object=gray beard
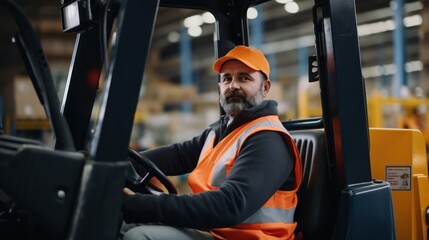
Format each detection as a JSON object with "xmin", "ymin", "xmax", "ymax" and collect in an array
[{"xmin": 220, "ymin": 90, "xmax": 264, "ymax": 118}]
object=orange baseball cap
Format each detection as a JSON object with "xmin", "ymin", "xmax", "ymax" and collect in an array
[{"xmin": 213, "ymin": 45, "xmax": 270, "ymax": 79}]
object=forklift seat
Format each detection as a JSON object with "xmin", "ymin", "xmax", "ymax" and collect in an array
[{"xmin": 289, "ymin": 129, "xmax": 336, "ymax": 240}]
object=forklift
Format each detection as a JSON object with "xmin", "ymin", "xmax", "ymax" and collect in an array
[{"xmin": 0, "ymin": 0, "xmax": 427, "ymax": 239}]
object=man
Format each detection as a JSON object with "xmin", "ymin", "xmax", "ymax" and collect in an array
[{"xmin": 122, "ymin": 45, "xmax": 302, "ymax": 240}]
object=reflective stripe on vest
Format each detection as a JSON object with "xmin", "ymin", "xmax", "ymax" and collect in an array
[
  {"xmin": 242, "ymin": 207, "xmax": 295, "ymax": 224},
  {"xmin": 198, "ymin": 130, "xmax": 216, "ymax": 163}
]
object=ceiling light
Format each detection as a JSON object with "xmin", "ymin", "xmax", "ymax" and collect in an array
[
  {"xmin": 167, "ymin": 31, "xmax": 180, "ymax": 43},
  {"xmin": 285, "ymin": 1, "xmax": 299, "ymax": 14},
  {"xmin": 276, "ymin": 0, "xmax": 293, "ymax": 3},
  {"xmin": 187, "ymin": 26, "xmax": 202, "ymax": 37},
  {"xmin": 247, "ymin": 7, "xmax": 258, "ymax": 19},
  {"xmin": 183, "ymin": 15, "xmax": 203, "ymax": 28},
  {"xmin": 202, "ymin": 12, "xmax": 215, "ymax": 24}
]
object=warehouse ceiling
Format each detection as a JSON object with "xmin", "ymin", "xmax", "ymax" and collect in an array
[{"xmin": 0, "ymin": 0, "xmax": 423, "ymax": 91}]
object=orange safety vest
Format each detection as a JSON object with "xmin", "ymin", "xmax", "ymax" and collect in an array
[{"xmin": 188, "ymin": 115, "xmax": 302, "ymax": 240}]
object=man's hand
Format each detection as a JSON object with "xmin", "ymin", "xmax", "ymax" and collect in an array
[
  {"xmin": 123, "ymin": 187, "xmax": 136, "ymax": 196},
  {"xmin": 121, "ymin": 187, "xmax": 158, "ymax": 224}
]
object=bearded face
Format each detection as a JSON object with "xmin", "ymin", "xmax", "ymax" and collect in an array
[
  {"xmin": 218, "ymin": 60, "xmax": 270, "ymax": 118},
  {"xmin": 219, "ymin": 84, "xmax": 265, "ymax": 117}
]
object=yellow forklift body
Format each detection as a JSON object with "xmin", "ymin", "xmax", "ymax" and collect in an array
[{"xmin": 370, "ymin": 128, "xmax": 429, "ymax": 240}]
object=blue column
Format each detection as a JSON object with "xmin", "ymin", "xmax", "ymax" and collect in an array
[
  {"xmin": 299, "ymin": 47, "xmax": 308, "ymax": 78},
  {"xmin": 393, "ymin": 0, "xmax": 407, "ymax": 97},
  {"xmin": 250, "ymin": 6, "xmax": 277, "ymax": 81},
  {"xmin": 268, "ymin": 54, "xmax": 276, "ymax": 82},
  {"xmin": 180, "ymin": 27, "xmax": 192, "ymax": 112},
  {"xmin": 251, "ymin": 6, "xmax": 263, "ymax": 49}
]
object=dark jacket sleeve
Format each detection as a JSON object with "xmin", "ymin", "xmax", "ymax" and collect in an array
[
  {"xmin": 122, "ymin": 130, "xmax": 296, "ymax": 229},
  {"xmin": 130, "ymin": 129, "xmax": 210, "ymax": 176}
]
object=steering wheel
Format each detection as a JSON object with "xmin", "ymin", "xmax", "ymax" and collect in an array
[{"xmin": 126, "ymin": 147, "xmax": 178, "ymax": 194}]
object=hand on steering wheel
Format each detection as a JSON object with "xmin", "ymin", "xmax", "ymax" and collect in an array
[{"xmin": 126, "ymin": 147, "xmax": 178, "ymax": 194}]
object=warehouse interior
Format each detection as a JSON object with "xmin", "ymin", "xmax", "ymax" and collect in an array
[
  {"xmin": 0, "ymin": 2, "xmax": 428, "ymax": 239},
  {"xmin": 0, "ymin": 0, "xmax": 428, "ymax": 154}
]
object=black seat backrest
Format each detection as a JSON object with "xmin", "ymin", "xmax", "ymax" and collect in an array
[{"xmin": 289, "ymin": 129, "xmax": 336, "ymax": 240}]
